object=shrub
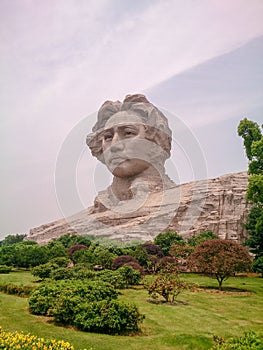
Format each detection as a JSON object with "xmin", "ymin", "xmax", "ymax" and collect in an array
[
  {"xmin": 50, "ymin": 267, "xmax": 74, "ymax": 280},
  {"xmin": 123, "ymin": 261, "xmax": 144, "ymax": 274},
  {"xmin": 68, "ymin": 244, "xmax": 89, "ymax": 259},
  {"xmin": 112, "ymin": 255, "xmax": 138, "ymax": 269},
  {"xmin": 74, "ymin": 299, "xmax": 144, "ymax": 334},
  {"xmin": 212, "ymin": 330, "xmax": 263, "ymax": 349},
  {"xmin": 49, "ymin": 256, "xmax": 70, "ymax": 267},
  {"xmin": 31, "ymin": 262, "xmax": 58, "ymax": 280},
  {"xmin": 28, "ymin": 279, "xmax": 144, "ymax": 335},
  {"xmin": 28, "ymin": 280, "xmax": 118, "ymax": 316},
  {"xmin": 95, "ymin": 269, "xmax": 125, "ymax": 289},
  {"xmin": 118, "ymin": 266, "xmax": 141, "ymax": 287},
  {"xmin": 0, "ymin": 264, "xmax": 12, "ymax": 274}
]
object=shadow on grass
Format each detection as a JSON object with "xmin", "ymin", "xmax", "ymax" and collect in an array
[
  {"xmin": 198, "ymin": 286, "xmax": 254, "ymax": 295},
  {"xmin": 147, "ymin": 299, "xmax": 190, "ymax": 306}
]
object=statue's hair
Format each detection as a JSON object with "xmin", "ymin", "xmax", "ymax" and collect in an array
[{"xmin": 86, "ymin": 94, "xmax": 172, "ymax": 165}]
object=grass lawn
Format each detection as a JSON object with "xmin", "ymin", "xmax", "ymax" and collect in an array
[{"xmin": 0, "ymin": 271, "xmax": 262, "ymax": 350}]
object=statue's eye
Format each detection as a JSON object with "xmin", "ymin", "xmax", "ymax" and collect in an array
[
  {"xmin": 104, "ymin": 133, "xmax": 113, "ymax": 142},
  {"xmin": 124, "ymin": 128, "xmax": 137, "ymax": 137}
]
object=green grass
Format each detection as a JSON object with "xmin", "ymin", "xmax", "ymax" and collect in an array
[{"xmin": 0, "ymin": 272, "xmax": 262, "ymax": 350}]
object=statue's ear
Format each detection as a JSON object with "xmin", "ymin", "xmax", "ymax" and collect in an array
[{"xmin": 123, "ymin": 94, "xmax": 150, "ymax": 104}]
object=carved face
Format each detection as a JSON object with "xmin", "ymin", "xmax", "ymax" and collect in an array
[{"xmin": 102, "ymin": 111, "xmax": 152, "ymax": 178}]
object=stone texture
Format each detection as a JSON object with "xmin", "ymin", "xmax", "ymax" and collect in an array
[{"xmin": 27, "ymin": 171, "xmax": 249, "ymax": 245}]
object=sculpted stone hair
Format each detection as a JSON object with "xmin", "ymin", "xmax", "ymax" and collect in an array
[{"xmin": 86, "ymin": 94, "xmax": 172, "ymax": 164}]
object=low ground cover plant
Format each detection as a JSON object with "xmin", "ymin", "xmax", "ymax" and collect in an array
[{"xmin": 0, "ymin": 326, "xmax": 93, "ymax": 350}]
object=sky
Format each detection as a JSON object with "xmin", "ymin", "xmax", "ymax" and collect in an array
[{"xmin": 1, "ymin": 0, "xmax": 263, "ymax": 238}]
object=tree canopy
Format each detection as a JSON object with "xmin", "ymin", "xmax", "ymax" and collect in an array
[
  {"xmin": 187, "ymin": 239, "xmax": 252, "ymax": 290},
  {"xmin": 238, "ymin": 118, "xmax": 263, "ymax": 260}
]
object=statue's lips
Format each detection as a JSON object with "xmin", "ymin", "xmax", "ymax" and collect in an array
[{"xmin": 109, "ymin": 157, "xmax": 127, "ymax": 165}]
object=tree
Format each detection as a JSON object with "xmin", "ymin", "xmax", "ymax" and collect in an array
[
  {"xmin": 187, "ymin": 239, "xmax": 252, "ymax": 290},
  {"xmin": 146, "ymin": 271, "xmax": 195, "ymax": 303},
  {"xmin": 154, "ymin": 231, "xmax": 184, "ymax": 256},
  {"xmin": 187, "ymin": 231, "xmax": 219, "ymax": 247},
  {"xmin": 238, "ymin": 118, "xmax": 261, "ymax": 165},
  {"xmin": 0, "ymin": 234, "xmax": 27, "ymax": 246},
  {"xmin": 92, "ymin": 246, "xmax": 117, "ymax": 269},
  {"xmin": 238, "ymin": 118, "xmax": 263, "ymax": 259},
  {"xmin": 169, "ymin": 244, "xmax": 194, "ymax": 271},
  {"xmin": 253, "ymin": 256, "xmax": 263, "ymax": 277},
  {"xmin": 245, "ymin": 205, "xmax": 263, "ymax": 257}
]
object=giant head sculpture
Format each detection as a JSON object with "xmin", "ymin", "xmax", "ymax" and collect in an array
[{"xmin": 86, "ymin": 94, "xmax": 174, "ymax": 209}]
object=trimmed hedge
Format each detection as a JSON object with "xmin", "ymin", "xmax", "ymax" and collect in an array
[
  {"xmin": 0, "ymin": 283, "xmax": 35, "ymax": 297},
  {"xmin": 0, "ymin": 265, "xmax": 12, "ymax": 274}
]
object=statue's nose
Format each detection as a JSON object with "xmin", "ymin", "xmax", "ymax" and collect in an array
[{"xmin": 110, "ymin": 133, "xmax": 125, "ymax": 151}]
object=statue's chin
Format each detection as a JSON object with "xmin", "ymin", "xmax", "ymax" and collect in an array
[{"xmin": 110, "ymin": 159, "xmax": 150, "ymax": 178}]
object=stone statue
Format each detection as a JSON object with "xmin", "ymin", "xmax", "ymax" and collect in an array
[
  {"xmin": 86, "ymin": 94, "xmax": 175, "ymax": 214},
  {"xmin": 27, "ymin": 94, "xmax": 249, "ymax": 244}
]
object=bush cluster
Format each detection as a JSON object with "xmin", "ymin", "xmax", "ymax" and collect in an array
[
  {"xmin": 0, "ymin": 326, "xmax": 92, "ymax": 350},
  {"xmin": 31, "ymin": 263, "xmax": 141, "ymax": 289},
  {"xmin": 29, "ymin": 279, "xmax": 144, "ymax": 334}
]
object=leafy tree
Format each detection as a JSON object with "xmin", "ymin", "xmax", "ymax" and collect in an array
[
  {"xmin": 0, "ymin": 234, "xmax": 27, "ymax": 246},
  {"xmin": 187, "ymin": 231, "xmax": 219, "ymax": 247},
  {"xmin": 132, "ymin": 245, "xmax": 150, "ymax": 267},
  {"xmin": 169, "ymin": 244, "xmax": 194, "ymax": 271},
  {"xmin": 141, "ymin": 243, "xmax": 164, "ymax": 257},
  {"xmin": 92, "ymin": 246, "xmax": 117, "ymax": 269},
  {"xmin": 253, "ymin": 256, "xmax": 263, "ymax": 277},
  {"xmin": 245, "ymin": 204, "xmax": 263, "ymax": 257},
  {"xmin": 154, "ymin": 231, "xmax": 185, "ymax": 256},
  {"xmin": 14, "ymin": 242, "xmax": 48, "ymax": 268},
  {"xmin": 55, "ymin": 233, "xmax": 93, "ymax": 248},
  {"xmin": 238, "ymin": 118, "xmax": 263, "ymax": 259},
  {"xmin": 187, "ymin": 239, "xmax": 252, "ymax": 290},
  {"xmin": 155, "ymin": 256, "xmax": 178, "ymax": 273},
  {"xmin": 45, "ymin": 241, "xmax": 68, "ymax": 260},
  {"xmin": 146, "ymin": 272, "xmax": 195, "ymax": 303},
  {"xmin": 0, "ymin": 245, "xmax": 17, "ymax": 266}
]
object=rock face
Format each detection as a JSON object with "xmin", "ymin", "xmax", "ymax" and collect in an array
[{"xmin": 27, "ymin": 171, "xmax": 249, "ymax": 245}]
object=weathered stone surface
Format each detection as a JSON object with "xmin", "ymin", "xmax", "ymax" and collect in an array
[{"xmin": 27, "ymin": 171, "xmax": 249, "ymax": 245}]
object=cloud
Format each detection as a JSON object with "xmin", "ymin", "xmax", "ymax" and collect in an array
[{"xmin": 1, "ymin": 0, "xmax": 263, "ymax": 235}]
